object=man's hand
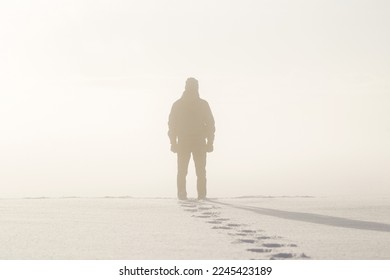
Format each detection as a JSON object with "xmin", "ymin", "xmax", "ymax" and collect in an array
[
  {"xmin": 170, "ymin": 143, "xmax": 178, "ymax": 153},
  {"xmin": 206, "ymin": 143, "xmax": 214, "ymax": 153}
]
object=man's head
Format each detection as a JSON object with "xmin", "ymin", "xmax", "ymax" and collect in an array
[{"xmin": 185, "ymin": 77, "xmax": 199, "ymax": 92}]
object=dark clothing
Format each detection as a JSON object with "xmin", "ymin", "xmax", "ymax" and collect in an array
[
  {"xmin": 177, "ymin": 147, "xmax": 207, "ymax": 200},
  {"xmin": 168, "ymin": 94, "xmax": 215, "ymax": 146},
  {"xmin": 168, "ymin": 91, "xmax": 215, "ymax": 199}
]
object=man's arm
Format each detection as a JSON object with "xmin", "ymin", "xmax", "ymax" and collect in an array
[
  {"xmin": 168, "ymin": 104, "xmax": 178, "ymax": 152},
  {"xmin": 205, "ymin": 102, "xmax": 215, "ymax": 150}
]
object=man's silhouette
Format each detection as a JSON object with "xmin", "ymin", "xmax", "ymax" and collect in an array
[{"xmin": 168, "ymin": 77, "xmax": 215, "ymax": 200}]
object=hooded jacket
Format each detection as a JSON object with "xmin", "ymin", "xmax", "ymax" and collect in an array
[{"xmin": 168, "ymin": 89, "xmax": 215, "ymax": 146}]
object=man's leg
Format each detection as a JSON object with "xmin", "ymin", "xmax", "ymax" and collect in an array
[
  {"xmin": 177, "ymin": 151, "xmax": 191, "ymax": 200},
  {"xmin": 193, "ymin": 150, "xmax": 207, "ymax": 199}
]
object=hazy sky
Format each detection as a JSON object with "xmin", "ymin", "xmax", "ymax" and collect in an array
[{"xmin": 1, "ymin": 0, "xmax": 389, "ymax": 198}]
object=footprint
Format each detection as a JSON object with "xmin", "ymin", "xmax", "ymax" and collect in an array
[
  {"xmin": 207, "ymin": 220, "xmax": 222, "ymax": 224},
  {"xmin": 231, "ymin": 233, "xmax": 248, "ymax": 236},
  {"xmin": 247, "ymin": 248, "xmax": 272, "ymax": 253},
  {"xmin": 202, "ymin": 212, "xmax": 220, "ymax": 216},
  {"xmin": 270, "ymin": 253, "xmax": 294, "ymax": 259},
  {"xmin": 257, "ymin": 235, "xmax": 281, "ymax": 239},
  {"xmin": 183, "ymin": 209, "xmax": 197, "ymax": 212},
  {"xmin": 212, "ymin": 226, "xmax": 232, "ymax": 230},
  {"xmin": 192, "ymin": 215, "xmax": 211, "ymax": 218},
  {"xmin": 240, "ymin": 230, "xmax": 256, "ymax": 234},
  {"xmin": 226, "ymin": 223, "xmax": 242, "ymax": 227},
  {"xmin": 237, "ymin": 239, "xmax": 256, "ymax": 244},
  {"xmin": 263, "ymin": 243, "xmax": 284, "ymax": 248},
  {"xmin": 256, "ymin": 236, "xmax": 271, "ymax": 240}
]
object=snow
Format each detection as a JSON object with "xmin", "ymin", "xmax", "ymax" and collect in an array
[{"xmin": 0, "ymin": 196, "xmax": 389, "ymax": 259}]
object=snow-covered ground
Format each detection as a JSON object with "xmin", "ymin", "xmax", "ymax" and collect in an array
[{"xmin": 0, "ymin": 196, "xmax": 389, "ymax": 259}]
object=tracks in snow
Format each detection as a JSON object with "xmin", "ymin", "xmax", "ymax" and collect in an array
[{"xmin": 179, "ymin": 199, "xmax": 310, "ymax": 260}]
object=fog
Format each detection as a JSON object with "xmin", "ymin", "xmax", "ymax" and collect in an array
[{"xmin": 1, "ymin": 0, "xmax": 389, "ymax": 198}]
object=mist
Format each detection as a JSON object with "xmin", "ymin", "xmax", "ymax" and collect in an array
[{"xmin": 1, "ymin": 0, "xmax": 389, "ymax": 198}]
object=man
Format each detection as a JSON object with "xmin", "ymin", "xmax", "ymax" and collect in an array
[{"xmin": 168, "ymin": 77, "xmax": 215, "ymax": 200}]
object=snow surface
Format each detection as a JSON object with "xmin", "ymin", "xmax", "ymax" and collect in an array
[{"xmin": 0, "ymin": 196, "xmax": 389, "ymax": 259}]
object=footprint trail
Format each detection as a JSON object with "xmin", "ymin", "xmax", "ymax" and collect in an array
[{"xmin": 178, "ymin": 198, "xmax": 310, "ymax": 259}]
